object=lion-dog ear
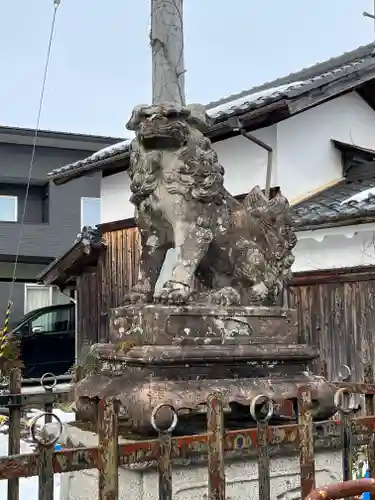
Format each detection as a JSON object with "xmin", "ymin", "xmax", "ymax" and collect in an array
[
  {"xmin": 186, "ymin": 103, "xmax": 212, "ymax": 132},
  {"xmin": 126, "ymin": 104, "xmax": 149, "ymax": 132}
]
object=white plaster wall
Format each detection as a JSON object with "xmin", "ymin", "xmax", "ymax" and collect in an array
[
  {"xmin": 100, "ymin": 171, "xmax": 133, "ymax": 224},
  {"xmin": 277, "ymin": 92, "xmax": 375, "ymax": 202},
  {"xmin": 293, "ymin": 223, "xmax": 375, "ymax": 273},
  {"xmin": 212, "ymin": 125, "xmax": 277, "ymax": 196}
]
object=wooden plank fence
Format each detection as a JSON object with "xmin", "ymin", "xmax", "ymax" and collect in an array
[{"xmin": 2, "ymin": 370, "xmax": 375, "ymax": 499}]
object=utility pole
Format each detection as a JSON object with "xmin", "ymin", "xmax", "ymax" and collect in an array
[
  {"xmin": 363, "ymin": 0, "xmax": 375, "ymax": 36},
  {"xmin": 150, "ymin": 0, "xmax": 186, "ymax": 106}
]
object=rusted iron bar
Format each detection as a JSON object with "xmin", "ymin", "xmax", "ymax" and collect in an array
[
  {"xmin": 362, "ymin": 363, "xmax": 375, "ymax": 500},
  {"xmin": 0, "ymin": 420, "xmax": 347, "ymax": 480},
  {"xmin": 364, "ymin": 363, "xmax": 375, "ymax": 500},
  {"xmin": 30, "ymin": 410, "xmax": 62, "ymax": 500},
  {"xmin": 38, "ymin": 407, "xmax": 54, "ymax": 500},
  {"xmin": 151, "ymin": 404, "xmax": 178, "ymax": 500},
  {"xmin": 97, "ymin": 398, "xmax": 119, "ymax": 500},
  {"xmin": 0, "ymin": 386, "xmax": 70, "ymax": 409},
  {"xmin": 207, "ymin": 394, "xmax": 225, "ymax": 500},
  {"xmin": 364, "ymin": 362, "xmax": 375, "ymax": 500},
  {"xmin": 335, "ymin": 389, "xmax": 354, "ymax": 482},
  {"xmin": 157, "ymin": 433, "xmax": 173, "ymax": 500},
  {"xmin": 305, "ymin": 479, "xmax": 375, "ymax": 500},
  {"xmin": 38, "ymin": 444, "xmax": 55, "ymax": 500},
  {"xmin": 7, "ymin": 368, "xmax": 21, "ymax": 500},
  {"xmin": 298, "ymin": 388, "xmax": 315, "ymax": 498},
  {"xmin": 250, "ymin": 395, "xmax": 273, "ymax": 500},
  {"xmin": 4, "ymin": 412, "xmax": 375, "ymax": 482}
]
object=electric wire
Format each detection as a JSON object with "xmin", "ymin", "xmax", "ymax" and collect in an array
[{"xmin": 0, "ymin": 0, "xmax": 61, "ymax": 353}]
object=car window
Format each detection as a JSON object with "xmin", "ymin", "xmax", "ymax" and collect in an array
[{"xmin": 30, "ymin": 308, "xmax": 71, "ymax": 334}]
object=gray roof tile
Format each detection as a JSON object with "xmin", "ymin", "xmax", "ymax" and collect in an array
[{"xmin": 292, "ymin": 177, "xmax": 375, "ymax": 228}]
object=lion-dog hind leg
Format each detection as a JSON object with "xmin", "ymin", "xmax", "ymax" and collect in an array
[
  {"xmin": 123, "ymin": 227, "xmax": 170, "ymax": 304},
  {"xmin": 154, "ymin": 218, "xmax": 213, "ymax": 305}
]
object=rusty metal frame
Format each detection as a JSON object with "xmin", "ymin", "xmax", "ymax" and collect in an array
[{"xmin": 2, "ymin": 374, "xmax": 375, "ymax": 499}]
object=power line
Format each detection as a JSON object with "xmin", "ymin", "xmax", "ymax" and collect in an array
[{"xmin": 2, "ymin": 0, "xmax": 61, "ymax": 335}]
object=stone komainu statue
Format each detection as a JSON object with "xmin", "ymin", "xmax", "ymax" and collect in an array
[{"xmin": 123, "ymin": 102, "xmax": 296, "ymax": 306}]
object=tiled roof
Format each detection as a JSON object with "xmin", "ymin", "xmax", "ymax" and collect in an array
[
  {"xmin": 47, "ymin": 42, "xmax": 375, "ymax": 184},
  {"xmin": 47, "ymin": 139, "xmax": 132, "ymax": 183},
  {"xmin": 292, "ymin": 176, "xmax": 375, "ymax": 229},
  {"xmin": 206, "ymin": 42, "xmax": 375, "ymax": 112},
  {"xmin": 37, "ymin": 226, "xmax": 105, "ymax": 286}
]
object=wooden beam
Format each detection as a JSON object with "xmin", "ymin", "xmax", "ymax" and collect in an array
[{"xmin": 290, "ymin": 265, "xmax": 375, "ymax": 286}]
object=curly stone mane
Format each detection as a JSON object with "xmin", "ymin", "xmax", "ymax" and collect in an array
[{"xmin": 128, "ymin": 111, "xmax": 226, "ymax": 207}]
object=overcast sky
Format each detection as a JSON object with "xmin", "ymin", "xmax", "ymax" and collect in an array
[{"xmin": 1, "ymin": 0, "xmax": 374, "ymax": 138}]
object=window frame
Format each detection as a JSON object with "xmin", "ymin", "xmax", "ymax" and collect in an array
[
  {"xmin": 29, "ymin": 306, "xmax": 71, "ymax": 334},
  {"xmin": 24, "ymin": 284, "xmax": 53, "ymax": 314},
  {"xmin": 24, "ymin": 283, "xmax": 71, "ymax": 314},
  {"xmin": 80, "ymin": 196, "xmax": 101, "ymax": 229},
  {"xmin": 0, "ymin": 195, "xmax": 18, "ymax": 222}
]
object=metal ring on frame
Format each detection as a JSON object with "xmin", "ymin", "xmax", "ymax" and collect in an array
[
  {"xmin": 40, "ymin": 372, "xmax": 57, "ymax": 390},
  {"xmin": 338, "ymin": 365, "xmax": 351, "ymax": 382},
  {"xmin": 334, "ymin": 388, "xmax": 353, "ymax": 415},
  {"xmin": 30, "ymin": 412, "xmax": 63, "ymax": 447},
  {"xmin": 150, "ymin": 404, "xmax": 178, "ymax": 434},
  {"xmin": 250, "ymin": 394, "xmax": 274, "ymax": 423}
]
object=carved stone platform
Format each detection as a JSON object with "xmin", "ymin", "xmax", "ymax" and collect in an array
[
  {"xmin": 109, "ymin": 304, "xmax": 299, "ymax": 345},
  {"xmin": 74, "ymin": 304, "xmax": 337, "ymax": 434}
]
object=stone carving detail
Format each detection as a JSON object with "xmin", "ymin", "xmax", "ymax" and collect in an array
[{"xmin": 124, "ymin": 102, "xmax": 296, "ymax": 306}]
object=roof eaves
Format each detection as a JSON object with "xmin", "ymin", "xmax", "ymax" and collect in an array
[
  {"xmin": 294, "ymin": 213, "xmax": 375, "ymax": 231},
  {"xmin": 49, "ymin": 99, "xmax": 292, "ymax": 184},
  {"xmin": 206, "ymin": 42, "xmax": 375, "ymax": 110},
  {"xmin": 0, "ymin": 125, "xmax": 125, "ymax": 144},
  {"xmin": 332, "ymin": 139, "xmax": 375, "ymax": 157},
  {"xmin": 38, "ymin": 228, "xmax": 106, "ymax": 286},
  {"xmin": 50, "ymin": 149, "xmax": 130, "ymax": 185}
]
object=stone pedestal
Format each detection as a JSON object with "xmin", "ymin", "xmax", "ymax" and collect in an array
[{"xmin": 75, "ymin": 304, "xmax": 337, "ymax": 433}]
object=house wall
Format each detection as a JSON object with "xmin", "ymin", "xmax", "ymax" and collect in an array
[
  {"xmin": 213, "ymin": 126, "xmax": 278, "ymax": 195},
  {"xmin": 0, "ymin": 143, "xmax": 101, "ymax": 258},
  {"xmin": 100, "ymin": 172, "xmax": 133, "ymax": 224},
  {"xmin": 293, "ymin": 223, "xmax": 375, "ymax": 273},
  {"xmin": 277, "ymin": 92, "xmax": 375, "ymax": 202},
  {"xmin": 100, "ymin": 91, "xmax": 375, "ymax": 224}
]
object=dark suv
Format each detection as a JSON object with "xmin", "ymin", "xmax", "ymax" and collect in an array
[{"xmin": 11, "ymin": 303, "xmax": 75, "ymax": 379}]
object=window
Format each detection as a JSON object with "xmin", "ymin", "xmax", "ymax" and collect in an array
[
  {"xmin": 81, "ymin": 197, "xmax": 101, "ymax": 228},
  {"xmin": 24, "ymin": 284, "xmax": 70, "ymax": 314},
  {"xmin": 0, "ymin": 195, "xmax": 17, "ymax": 222},
  {"xmin": 30, "ymin": 307, "xmax": 71, "ymax": 334}
]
